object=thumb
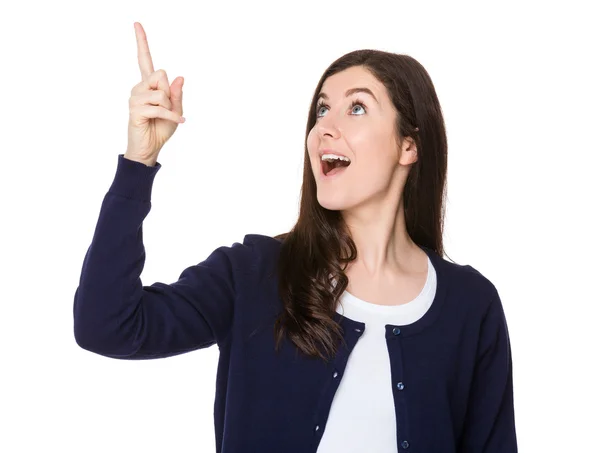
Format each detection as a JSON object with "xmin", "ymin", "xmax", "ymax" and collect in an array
[{"xmin": 170, "ymin": 76, "xmax": 184, "ymax": 116}]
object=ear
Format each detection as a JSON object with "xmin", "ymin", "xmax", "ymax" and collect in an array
[{"xmin": 398, "ymin": 136, "xmax": 418, "ymax": 165}]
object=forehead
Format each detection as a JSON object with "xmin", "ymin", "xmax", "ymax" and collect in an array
[{"xmin": 319, "ymin": 66, "xmax": 383, "ymax": 99}]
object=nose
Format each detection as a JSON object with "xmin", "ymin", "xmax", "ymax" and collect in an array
[{"xmin": 317, "ymin": 116, "xmax": 341, "ymax": 139}]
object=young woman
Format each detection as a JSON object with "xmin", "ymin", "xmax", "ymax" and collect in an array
[{"xmin": 74, "ymin": 21, "xmax": 518, "ymax": 453}]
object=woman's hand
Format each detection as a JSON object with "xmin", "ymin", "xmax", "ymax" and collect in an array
[{"xmin": 125, "ymin": 22, "xmax": 185, "ymax": 166}]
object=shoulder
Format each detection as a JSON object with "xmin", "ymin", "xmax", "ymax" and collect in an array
[
  {"xmin": 458, "ymin": 262, "xmax": 499, "ymax": 298},
  {"xmin": 242, "ymin": 233, "xmax": 282, "ymax": 247},
  {"xmin": 437, "ymin": 255, "xmax": 503, "ymax": 318},
  {"xmin": 241, "ymin": 233, "xmax": 283, "ymax": 258},
  {"xmin": 214, "ymin": 234, "xmax": 283, "ymax": 276}
]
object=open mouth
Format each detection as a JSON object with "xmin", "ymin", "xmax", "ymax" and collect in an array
[{"xmin": 321, "ymin": 157, "xmax": 351, "ymax": 176}]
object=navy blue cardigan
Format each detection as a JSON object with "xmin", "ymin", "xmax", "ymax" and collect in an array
[{"xmin": 73, "ymin": 154, "xmax": 518, "ymax": 452}]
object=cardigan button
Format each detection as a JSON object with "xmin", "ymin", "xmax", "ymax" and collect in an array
[
  {"xmin": 401, "ymin": 440, "xmax": 410, "ymax": 449},
  {"xmin": 392, "ymin": 327, "xmax": 401, "ymax": 335},
  {"xmin": 397, "ymin": 382, "xmax": 405, "ymax": 390},
  {"xmin": 333, "ymin": 371, "xmax": 338, "ymax": 379}
]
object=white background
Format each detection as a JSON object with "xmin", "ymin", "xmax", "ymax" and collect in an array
[{"xmin": 1, "ymin": 0, "xmax": 598, "ymax": 451}]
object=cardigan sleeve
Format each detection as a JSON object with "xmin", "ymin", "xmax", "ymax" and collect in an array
[
  {"xmin": 458, "ymin": 285, "xmax": 519, "ymax": 452},
  {"xmin": 73, "ymin": 154, "xmax": 245, "ymax": 359}
]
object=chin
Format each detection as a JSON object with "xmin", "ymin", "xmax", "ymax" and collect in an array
[{"xmin": 316, "ymin": 192, "xmax": 353, "ymax": 212}]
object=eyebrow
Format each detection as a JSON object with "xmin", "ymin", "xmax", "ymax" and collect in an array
[{"xmin": 317, "ymin": 87, "xmax": 379, "ymax": 104}]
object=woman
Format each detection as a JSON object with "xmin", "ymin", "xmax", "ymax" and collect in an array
[{"xmin": 73, "ymin": 21, "xmax": 518, "ymax": 453}]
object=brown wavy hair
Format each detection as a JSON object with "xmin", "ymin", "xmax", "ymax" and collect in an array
[{"xmin": 272, "ymin": 49, "xmax": 450, "ymax": 362}]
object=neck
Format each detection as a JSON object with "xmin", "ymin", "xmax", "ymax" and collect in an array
[{"xmin": 342, "ymin": 199, "xmax": 421, "ymax": 278}]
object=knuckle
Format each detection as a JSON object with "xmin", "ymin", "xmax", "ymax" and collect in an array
[
  {"xmin": 131, "ymin": 80, "xmax": 146, "ymax": 95},
  {"xmin": 161, "ymin": 91, "xmax": 172, "ymax": 106}
]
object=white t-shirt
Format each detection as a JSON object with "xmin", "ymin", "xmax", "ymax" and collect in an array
[{"xmin": 318, "ymin": 256, "xmax": 436, "ymax": 453}]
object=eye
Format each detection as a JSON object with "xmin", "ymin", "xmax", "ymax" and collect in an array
[{"xmin": 316, "ymin": 99, "xmax": 367, "ymax": 119}]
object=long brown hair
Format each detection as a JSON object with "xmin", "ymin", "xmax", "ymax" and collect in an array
[{"xmin": 272, "ymin": 49, "xmax": 450, "ymax": 362}]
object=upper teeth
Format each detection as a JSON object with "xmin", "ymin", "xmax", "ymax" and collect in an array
[{"xmin": 321, "ymin": 153, "xmax": 350, "ymax": 162}]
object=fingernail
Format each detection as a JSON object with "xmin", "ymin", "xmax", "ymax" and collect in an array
[{"xmin": 179, "ymin": 117, "xmax": 186, "ymax": 123}]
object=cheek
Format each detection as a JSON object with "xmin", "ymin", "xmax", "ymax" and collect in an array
[
  {"xmin": 351, "ymin": 153, "xmax": 397, "ymax": 193},
  {"xmin": 307, "ymin": 130, "xmax": 325, "ymax": 173},
  {"xmin": 306, "ymin": 132, "xmax": 318, "ymax": 160},
  {"xmin": 306, "ymin": 128, "xmax": 318, "ymax": 148}
]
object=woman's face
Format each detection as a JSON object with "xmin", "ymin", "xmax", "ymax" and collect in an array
[{"xmin": 307, "ymin": 65, "xmax": 412, "ymax": 212}]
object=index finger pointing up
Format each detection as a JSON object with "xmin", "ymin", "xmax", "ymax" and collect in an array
[{"xmin": 134, "ymin": 22, "xmax": 155, "ymax": 80}]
